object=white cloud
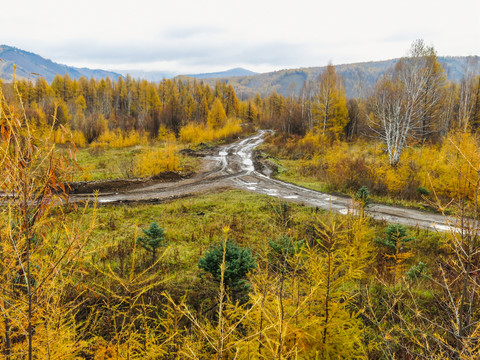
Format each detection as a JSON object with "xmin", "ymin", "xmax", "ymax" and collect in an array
[{"xmin": 1, "ymin": 0, "xmax": 478, "ymax": 73}]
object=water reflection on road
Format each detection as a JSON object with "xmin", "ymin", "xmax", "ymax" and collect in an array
[{"xmin": 72, "ymin": 130, "xmax": 458, "ymax": 232}]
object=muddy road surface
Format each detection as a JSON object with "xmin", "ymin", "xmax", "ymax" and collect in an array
[{"xmin": 70, "ymin": 130, "xmax": 457, "ymax": 232}]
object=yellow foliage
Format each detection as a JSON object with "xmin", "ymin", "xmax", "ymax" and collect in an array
[
  {"xmin": 298, "ymin": 131, "xmax": 329, "ymax": 157},
  {"xmin": 374, "ymin": 161, "xmax": 409, "ymax": 193},
  {"xmin": 372, "ymin": 131, "xmax": 480, "ymax": 200},
  {"xmin": 157, "ymin": 125, "xmax": 176, "ymax": 142},
  {"xmin": 312, "ymin": 64, "xmax": 349, "ymax": 140},
  {"xmin": 51, "ymin": 128, "xmax": 67, "ymax": 144},
  {"xmin": 45, "ymin": 126, "xmax": 87, "ymax": 147},
  {"xmin": 92, "ymin": 129, "xmax": 149, "ymax": 148},
  {"xmin": 79, "ymin": 164, "xmax": 94, "ymax": 181},
  {"xmin": 431, "ymin": 131, "xmax": 480, "ymax": 200},
  {"xmin": 207, "ymin": 97, "xmax": 227, "ymax": 129},
  {"xmin": 179, "ymin": 118, "xmax": 242, "ymax": 145},
  {"xmin": 322, "ymin": 141, "xmax": 349, "ymax": 178},
  {"xmin": 71, "ymin": 130, "xmax": 87, "ymax": 147},
  {"xmin": 135, "ymin": 142, "xmax": 180, "ymax": 176},
  {"xmin": 242, "ymin": 215, "xmax": 372, "ymax": 359}
]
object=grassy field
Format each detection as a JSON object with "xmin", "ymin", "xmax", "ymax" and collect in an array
[
  {"xmin": 81, "ymin": 190, "xmax": 316, "ymax": 256},
  {"xmin": 73, "ymin": 189, "xmax": 445, "ymax": 289},
  {"xmin": 68, "ymin": 190, "xmax": 333, "ymax": 304}
]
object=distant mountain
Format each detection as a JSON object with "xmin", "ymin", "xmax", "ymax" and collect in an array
[
  {"xmin": 1, "ymin": 45, "xmax": 477, "ymax": 99},
  {"xmin": 120, "ymin": 70, "xmax": 176, "ymax": 81},
  {"xmin": 186, "ymin": 67, "xmax": 257, "ymax": 79},
  {"xmin": 187, "ymin": 56, "xmax": 479, "ymax": 99},
  {"xmin": 0, "ymin": 45, "xmax": 121, "ymax": 82}
]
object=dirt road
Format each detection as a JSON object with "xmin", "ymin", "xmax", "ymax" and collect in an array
[{"xmin": 70, "ymin": 130, "xmax": 457, "ymax": 231}]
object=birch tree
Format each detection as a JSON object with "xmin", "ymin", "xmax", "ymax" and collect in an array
[
  {"xmin": 410, "ymin": 40, "xmax": 446, "ymax": 141},
  {"xmin": 369, "ymin": 40, "xmax": 445, "ymax": 166},
  {"xmin": 458, "ymin": 58, "xmax": 480, "ymax": 131}
]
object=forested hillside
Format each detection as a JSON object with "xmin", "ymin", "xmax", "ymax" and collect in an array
[{"xmin": 194, "ymin": 56, "xmax": 479, "ymax": 98}]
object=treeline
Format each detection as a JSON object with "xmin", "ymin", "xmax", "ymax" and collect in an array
[
  {"xmin": 1, "ymin": 74, "xmax": 257, "ymax": 143},
  {"xmin": 3, "ymin": 40, "xmax": 478, "ymax": 154},
  {"xmin": 260, "ymin": 41, "xmax": 480, "ymax": 202},
  {"xmin": 259, "ymin": 43, "xmax": 480, "ymax": 143}
]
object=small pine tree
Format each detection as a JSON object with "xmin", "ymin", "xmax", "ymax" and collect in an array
[
  {"xmin": 376, "ymin": 224, "xmax": 415, "ymax": 283},
  {"xmin": 355, "ymin": 185, "xmax": 371, "ymax": 217},
  {"xmin": 268, "ymin": 235, "xmax": 304, "ymax": 273},
  {"xmin": 376, "ymin": 224, "xmax": 414, "ymax": 252},
  {"xmin": 198, "ymin": 239, "xmax": 256, "ymax": 298},
  {"xmin": 137, "ymin": 222, "xmax": 166, "ymax": 261},
  {"xmin": 407, "ymin": 261, "xmax": 427, "ymax": 281}
]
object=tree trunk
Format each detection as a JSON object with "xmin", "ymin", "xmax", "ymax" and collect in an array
[
  {"xmin": 322, "ymin": 251, "xmax": 332, "ymax": 351},
  {"xmin": 276, "ymin": 267, "xmax": 285, "ymax": 360}
]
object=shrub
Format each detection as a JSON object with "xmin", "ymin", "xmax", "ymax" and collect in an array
[
  {"xmin": 92, "ymin": 129, "xmax": 149, "ymax": 148},
  {"xmin": 417, "ymin": 186, "xmax": 430, "ymax": 196},
  {"xmin": 179, "ymin": 118, "xmax": 242, "ymax": 145},
  {"xmin": 355, "ymin": 185, "xmax": 371, "ymax": 216},
  {"xmin": 134, "ymin": 143, "xmax": 179, "ymax": 176},
  {"xmin": 157, "ymin": 125, "xmax": 176, "ymax": 142},
  {"xmin": 48, "ymin": 127, "xmax": 87, "ymax": 147}
]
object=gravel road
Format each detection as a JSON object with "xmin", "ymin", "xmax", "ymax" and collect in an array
[{"xmin": 70, "ymin": 130, "xmax": 458, "ymax": 232}]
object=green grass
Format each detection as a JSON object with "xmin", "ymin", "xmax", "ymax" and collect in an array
[
  {"xmin": 272, "ymin": 158, "xmax": 331, "ymax": 192},
  {"xmin": 71, "ymin": 190, "xmax": 321, "ymax": 292},
  {"xmin": 62, "ymin": 187, "xmax": 447, "ymax": 328},
  {"xmin": 86, "ymin": 190, "xmax": 316, "ymax": 248},
  {"xmin": 73, "ymin": 146, "xmax": 140, "ymax": 180}
]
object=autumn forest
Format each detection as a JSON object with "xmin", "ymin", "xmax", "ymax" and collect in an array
[{"xmin": 1, "ymin": 40, "xmax": 480, "ymax": 359}]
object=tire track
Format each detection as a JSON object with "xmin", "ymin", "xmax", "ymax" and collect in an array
[{"xmin": 71, "ymin": 130, "xmax": 458, "ymax": 232}]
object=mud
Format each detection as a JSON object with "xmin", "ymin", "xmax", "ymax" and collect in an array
[
  {"xmin": 69, "ymin": 130, "xmax": 459, "ymax": 232},
  {"xmin": 252, "ymin": 149, "xmax": 278, "ymax": 177},
  {"xmin": 67, "ymin": 171, "xmax": 192, "ymax": 194}
]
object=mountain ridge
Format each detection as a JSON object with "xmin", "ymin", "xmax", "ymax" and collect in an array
[
  {"xmin": 0, "ymin": 45, "xmax": 121, "ymax": 82},
  {"xmin": 186, "ymin": 67, "xmax": 258, "ymax": 79},
  {"xmin": 184, "ymin": 56, "xmax": 479, "ymax": 98},
  {"xmin": 0, "ymin": 45, "xmax": 477, "ymax": 99}
]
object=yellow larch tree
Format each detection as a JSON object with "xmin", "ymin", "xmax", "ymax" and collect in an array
[
  {"xmin": 207, "ymin": 97, "xmax": 227, "ymax": 129},
  {"xmin": 312, "ymin": 63, "xmax": 349, "ymax": 140}
]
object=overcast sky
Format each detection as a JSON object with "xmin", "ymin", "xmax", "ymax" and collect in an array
[{"xmin": 1, "ymin": 0, "xmax": 479, "ymax": 74}]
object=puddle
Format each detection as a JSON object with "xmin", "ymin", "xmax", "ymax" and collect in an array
[
  {"xmin": 266, "ymin": 189, "xmax": 278, "ymax": 196},
  {"xmin": 98, "ymin": 198, "xmax": 114, "ymax": 203},
  {"xmin": 242, "ymin": 159, "xmax": 254, "ymax": 171},
  {"xmin": 433, "ymin": 224, "xmax": 454, "ymax": 232}
]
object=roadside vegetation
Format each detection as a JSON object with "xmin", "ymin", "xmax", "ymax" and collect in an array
[{"xmin": 262, "ymin": 129, "xmax": 480, "ymax": 213}]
